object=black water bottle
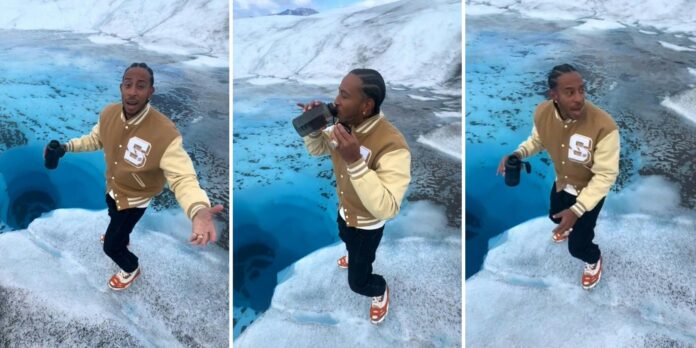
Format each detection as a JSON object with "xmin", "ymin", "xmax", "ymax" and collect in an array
[
  {"xmin": 292, "ymin": 102, "xmax": 338, "ymax": 137},
  {"xmin": 504, "ymin": 154, "xmax": 531, "ymax": 187},
  {"xmin": 44, "ymin": 140, "xmax": 65, "ymax": 170}
]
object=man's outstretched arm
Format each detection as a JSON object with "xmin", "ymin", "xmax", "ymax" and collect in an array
[
  {"xmin": 65, "ymin": 122, "xmax": 103, "ymax": 152},
  {"xmin": 497, "ymin": 125, "xmax": 544, "ymax": 176},
  {"xmin": 160, "ymin": 136, "xmax": 222, "ymax": 245}
]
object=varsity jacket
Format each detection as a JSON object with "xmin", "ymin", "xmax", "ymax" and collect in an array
[
  {"xmin": 514, "ymin": 100, "xmax": 620, "ymax": 217},
  {"xmin": 304, "ymin": 112, "xmax": 411, "ymax": 229},
  {"xmin": 66, "ymin": 103, "xmax": 210, "ymax": 219}
]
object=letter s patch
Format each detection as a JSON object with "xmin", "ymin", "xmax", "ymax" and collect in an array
[
  {"xmin": 568, "ymin": 134, "xmax": 592, "ymax": 163},
  {"xmin": 124, "ymin": 137, "xmax": 151, "ymax": 168}
]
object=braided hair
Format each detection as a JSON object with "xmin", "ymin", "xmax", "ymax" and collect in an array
[
  {"xmin": 123, "ymin": 62, "xmax": 154, "ymax": 86},
  {"xmin": 349, "ymin": 68, "xmax": 386, "ymax": 115},
  {"xmin": 547, "ymin": 63, "xmax": 577, "ymax": 90}
]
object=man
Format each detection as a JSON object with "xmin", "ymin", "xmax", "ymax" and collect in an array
[
  {"xmin": 301, "ymin": 69, "xmax": 411, "ymax": 324},
  {"xmin": 497, "ymin": 63, "xmax": 620, "ymax": 290},
  {"xmin": 48, "ymin": 63, "xmax": 222, "ymax": 290}
]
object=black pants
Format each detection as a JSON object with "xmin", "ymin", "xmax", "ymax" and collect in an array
[
  {"xmin": 103, "ymin": 194, "xmax": 146, "ymax": 273},
  {"xmin": 549, "ymin": 183, "xmax": 604, "ymax": 264},
  {"xmin": 337, "ymin": 215, "xmax": 386, "ymax": 297}
]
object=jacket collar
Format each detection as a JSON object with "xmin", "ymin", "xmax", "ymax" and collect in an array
[
  {"xmin": 121, "ymin": 103, "xmax": 151, "ymax": 125},
  {"xmin": 354, "ymin": 112, "xmax": 384, "ymax": 134}
]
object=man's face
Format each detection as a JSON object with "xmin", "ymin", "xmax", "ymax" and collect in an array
[
  {"xmin": 550, "ymin": 71, "xmax": 585, "ymax": 120},
  {"xmin": 334, "ymin": 73, "xmax": 369, "ymax": 125},
  {"xmin": 120, "ymin": 67, "xmax": 154, "ymax": 117}
]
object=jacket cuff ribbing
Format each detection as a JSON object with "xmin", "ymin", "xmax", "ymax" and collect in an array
[
  {"xmin": 188, "ymin": 202, "xmax": 211, "ymax": 220},
  {"xmin": 570, "ymin": 202, "xmax": 586, "ymax": 218},
  {"xmin": 346, "ymin": 158, "xmax": 369, "ymax": 179},
  {"xmin": 513, "ymin": 148, "xmax": 526, "ymax": 159}
]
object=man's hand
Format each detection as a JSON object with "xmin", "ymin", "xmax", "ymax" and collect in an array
[
  {"xmin": 297, "ymin": 100, "xmax": 321, "ymax": 112},
  {"xmin": 552, "ymin": 209, "xmax": 579, "ymax": 235},
  {"xmin": 332, "ymin": 123, "xmax": 361, "ymax": 164},
  {"xmin": 496, "ymin": 153, "xmax": 518, "ymax": 176},
  {"xmin": 44, "ymin": 140, "xmax": 66, "ymax": 159},
  {"xmin": 190, "ymin": 204, "xmax": 224, "ymax": 246}
]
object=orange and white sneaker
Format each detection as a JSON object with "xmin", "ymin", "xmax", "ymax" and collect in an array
[
  {"xmin": 108, "ymin": 267, "xmax": 141, "ymax": 291},
  {"xmin": 337, "ymin": 255, "xmax": 348, "ymax": 269},
  {"xmin": 552, "ymin": 228, "xmax": 572, "ymax": 243},
  {"xmin": 370, "ymin": 285, "xmax": 389, "ymax": 324},
  {"xmin": 582, "ymin": 257, "xmax": 602, "ymax": 290}
]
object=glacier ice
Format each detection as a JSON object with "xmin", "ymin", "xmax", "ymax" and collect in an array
[
  {"xmin": 0, "ymin": 0, "xmax": 228, "ymax": 65},
  {"xmin": 236, "ymin": 201, "xmax": 462, "ymax": 347},
  {"xmin": 233, "ymin": 0, "xmax": 461, "ymax": 88},
  {"xmin": 0, "ymin": 209, "xmax": 229, "ymax": 347},
  {"xmin": 466, "ymin": 176, "xmax": 696, "ymax": 347},
  {"xmin": 468, "ymin": 0, "xmax": 696, "ymax": 37}
]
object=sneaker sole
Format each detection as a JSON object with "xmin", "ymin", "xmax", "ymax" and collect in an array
[{"xmin": 108, "ymin": 270, "xmax": 141, "ymax": 291}]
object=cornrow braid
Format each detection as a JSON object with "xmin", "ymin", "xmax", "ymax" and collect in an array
[
  {"xmin": 349, "ymin": 68, "xmax": 386, "ymax": 115},
  {"xmin": 547, "ymin": 63, "xmax": 577, "ymax": 90},
  {"xmin": 123, "ymin": 62, "xmax": 154, "ymax": 86}
]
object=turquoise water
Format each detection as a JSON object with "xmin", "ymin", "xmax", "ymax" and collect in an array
[
  {"xmin": 0, "ymin": 30, "xmax": 229, "ymax": 233},
  {"xmin": 466, "ymin": 24, "xmax": 558, "ymax": 278},
  {"xmin": 233, "ymin": 82, "xmax": 339, "ymax": 337}
]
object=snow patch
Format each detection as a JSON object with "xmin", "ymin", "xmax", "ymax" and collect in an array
[
  {"xmin": 573, "ymin": 19, "xmax": 625, "ymax": 31},
  {"xmin": 661, "ymin": 88, "xmax": 696, "ymax": 124},
  {"xmin": 605, "ymin": 176, "xmax": 683, "ymax": 215},
  {"xmin": 247, "ymin": 77, "xmax": 290, "ymax": 86},
  {"xmin": 417, "ymin": 122, "xmax": 462, "ymax": 160},
  {"xmin": 182, "ymin": 55, "xmax": 230, "ymax": 68},
  {"xmin": 408, "ymin": 94, "xmax": 439, "ymax": 101},
  {"xmin": 87, "ymin": 34, "xmax": 128, "ymax": 45},
  {"xmin": 658, "ymin": 41, "xmax": 696, "ymax": 52},
  {"xmin": 434, "ymin": 111, "xmax": 461, "ymax": 118}
]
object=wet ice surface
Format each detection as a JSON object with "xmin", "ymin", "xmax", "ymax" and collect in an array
[
  {"xmin": 0, "ymin": 29, "xmax": 229, "ymax": 247},
  {"xmin": 466, "ymin": 14, "xmax": 696, "ymax": 278},
  {"xmin": 0, "ymin": 30, "xmax": 228, "ymax": 346},
  {"xmin": 467, "ymin": 206, "xmax": 696, "ymax": 346},
  {"xmin": 233, "ymin": 80, "xmax": 461, "ymax": 338},
  {"xmin": 0, "ymin": 209, "xmax": 229, "ymax": 347}
]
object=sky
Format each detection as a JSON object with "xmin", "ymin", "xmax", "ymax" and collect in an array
[{"xmin": 233, "ymin": 0, "xmax": 396, "ymax": 18}]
